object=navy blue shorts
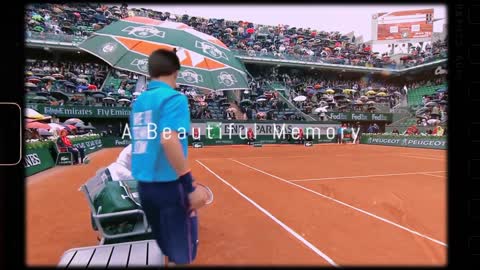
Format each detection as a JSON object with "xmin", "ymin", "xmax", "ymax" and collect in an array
[{"xmin": 138, "ymin": 178, "xmax": 198, "ymax": 264}]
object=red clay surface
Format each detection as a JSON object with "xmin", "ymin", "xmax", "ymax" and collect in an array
[{"xmin": 26, "ymin": 144, "xmax": 447, "ymax": 266}]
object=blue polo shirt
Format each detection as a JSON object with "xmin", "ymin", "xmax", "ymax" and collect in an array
[
  {"xmin": 337, "ymin": 127, "xmax": 343, "ymax": 135},
  {"xmin": 130, "ymin": 80, "xmax": 191, "ymax": 182}
]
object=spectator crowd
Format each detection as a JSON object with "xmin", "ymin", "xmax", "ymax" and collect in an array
[
  {"xmin": 24, "ymin": 3, "xmax": 448, "ymax": 125},
  {"xmin": 25, "ymin": 3, "xmax": 447, "ymax": 69}
]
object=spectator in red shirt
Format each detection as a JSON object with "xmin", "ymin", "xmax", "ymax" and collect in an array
[
  {"xmin": 405, "ymin": 124, "xmax": 419, "ymax": 135},
  {"xmin": 56, "ymin": 129, "xmax": 86, "ymax": 164},
  {"xmin": 298, "ymin": 127, "xmax": 304, "ymax": 144},
  {"xmin": 192, "ymin": 127, "xmax": 201, "ymax": 143},
  {"xmin": 247, "ymin": 128, "xmax": 255, "ymax": 145}
]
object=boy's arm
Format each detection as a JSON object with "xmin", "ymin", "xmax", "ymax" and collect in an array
[
  {"xmin": 159, "ymin": 95, "xmax": 206, "ymax": 209},
  {"xmin": 161, "ymin": 133, "xmax": 190, "ymax": 177}
]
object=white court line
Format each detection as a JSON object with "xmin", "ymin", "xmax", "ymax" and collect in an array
[
  {"xmin": 421, "ymin": 173, "xmax": 445, "ymax": 178},
  {"xmin": 398, "ymin": 154, "xmax": 443, "ymax": 161},
  {"xmin": 195, "ymin": 160, "xmax": 339, "ymax": 267},
  {"xmin": 230, "ymin": 159, "xmax": 447, "ymax": 248},
  {"xmin": 198, "ymin": 155, "xmax": 320, "ymax": 161},
  {"xmin": 396, "ymin": 153, "xmax": 446, "ymax": 158},
  {"xmin": 289, "ymin": 171, "xmax": 447, "ymax": 182}
]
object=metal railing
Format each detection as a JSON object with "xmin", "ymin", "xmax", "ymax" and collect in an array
[{"xmin": 265, "ymin": 82, "xmax": 316, "ymax": 121}]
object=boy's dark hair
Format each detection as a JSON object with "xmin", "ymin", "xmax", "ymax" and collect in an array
[{"xmin": 148, "ymin": 49, "xmax": 180, "ymax": 78}]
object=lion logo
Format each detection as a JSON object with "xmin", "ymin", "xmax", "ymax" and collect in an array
[
  {"xmin": 178, "ymin": 69, "xmax": 204, "ymax": 84},
  {"xmin": 131, "ymin": 59, "xmax": 149, "ymax": 72},
  {"xmin": 195, "ymin": 41, "xmax": 228, "ymax": 60},
  {"xmin": 217, "ymin": 72, "xmax": 237, "ymax": 87},
  {"xmin": 122, "ymin": 26, "xmax": 165, "ymax": 38}
]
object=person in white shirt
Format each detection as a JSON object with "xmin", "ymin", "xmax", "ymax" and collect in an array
[{"xmin": 106, "ymin": 144, "xmax": 133, "ymax": 181}]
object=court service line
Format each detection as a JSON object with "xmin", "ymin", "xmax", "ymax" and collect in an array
[
  {"xmin": 195, "ymin": 160, "xmax": 339, "ymax": 267},
  {"xmin": 421, "ymin": 173, "xmax": 445, "ymax": 178},
  {"xmin": 289, "ymin": 171, "xmax": 447, "ymax": 182},
  {"xmin": 230, "ymin": 159, "xmax": 447, "ymax": 247},
  {"xmin": 356, "ymin": 145, "xmax": 446, "ymax": 157},
  {"xmin": 398, "ymin": 154, "xmax": 443, "ymax": 161},
  {"xmin": 396, "ymin": 152, "xmax": 446, "ymax": 158},
  {"xmin": 198, "ymin": 155, "xmax": 322, "ymax": 161}
]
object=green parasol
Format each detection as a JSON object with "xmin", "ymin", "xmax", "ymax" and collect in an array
[{"xmin": 78, "ymin": 17, "xmax": 249, "ymax": 91}]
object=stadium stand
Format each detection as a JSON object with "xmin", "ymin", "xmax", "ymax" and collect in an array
[
  {"xmin": 25, "ymin": 3, "xmax": 447, "ymax": 69},
  {"xmin": 24, "ymin": 3, "xmax": 448, "ymax": 128}
]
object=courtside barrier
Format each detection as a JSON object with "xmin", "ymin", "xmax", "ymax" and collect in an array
[
  {"xmin": 26, "ymin": 103, "xmax": 393, "ymax": 122},
  {"xmin": 101, "ymin": 137, "xmax": 131, "ymax": 148},
  {"xmin": 101, "ymin": 121, "xmax": 342, "ymax": 147},
  {"xmin": 24, "ymin": 144, "xmax": 56, "ymax": 177},
  {"xmin": 72, "ymin": 137, "xmax": 103, "ymax": 155},
  {"xmin": 100, "ymin": 134, "xmax": 335, "ymax": 147},
  {"xmin": 360, "ymin": 134, "xmax": 447, "ymax": 149},
  {"xmin": 25, "ymin": 135, "xmax": 104, "ymax": 176}
]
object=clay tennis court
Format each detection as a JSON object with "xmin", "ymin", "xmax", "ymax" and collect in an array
[{"xmin": 27, "ymin": 144, "xmax": 447, "ymax": 266}]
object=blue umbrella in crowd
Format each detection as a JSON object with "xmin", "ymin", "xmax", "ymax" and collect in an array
[
  {"xmin": 94, "ymin": 14, "xmax": 107, "ymax": 22},
  {"xmin": 77, "ymin": 85, "xmax": 89, "ymax": 91},
  {"xmin": 307, "ymin": 89, "xmax": 317, "ymax": 95}
]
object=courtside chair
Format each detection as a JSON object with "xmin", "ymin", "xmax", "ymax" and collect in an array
[
  {"xmin": 79, "ymin": 173, "xmax": 151, "ymax": 245},
  {"xmin": 54, "ymin": 142, "xmax": 74, "ymax": 165}
]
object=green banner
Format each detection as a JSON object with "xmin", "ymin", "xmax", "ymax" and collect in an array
[
  {"xmin": 189, "ymin": 134, "xmax": 335, "ymax": 145},
  {"xmin": 325, "ymin": 112, "xmax": 393, "ymax": 122},
  {"xmin": 72, "ymin": 138, "xmax": 103, "ymax": 155},
  {"xmin": 24, "ymin": 147, "xmax": 55, "ymax": 177},
  {"xmin": 26, "ymin": 104, "xmax": 130, "ymax": 119},
  {"xmin": 57, "ymin": 154, "xmax": 73, "ymax": 165},
  {"xmin": 102, "ymin": 137, "xmax": 131, "ymax": 148},
  {"xmin": 26, "ymin": 103, "xmax": 392, "ymax": 122},
  {"xmin": 192, "ymin": 122, "xmax": 340, "ymax": 136},
  {"xmin": 113, "ymin": 122, "xmax": 340, "ymax": 144},
  {"xmin": 206, "ymin": 122, "xmax": 222, "ymax": 139},
  {"xmin": 360, "ymin": 135, "xmax": 447, "ymax": 149}
]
